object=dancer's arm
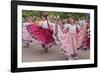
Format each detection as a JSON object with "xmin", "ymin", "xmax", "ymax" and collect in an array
[
  {"xmin": 46, "ymin": 17, "xmax": 51, "ymax": 28},
  {"xmin": 59, "ymin": 24, "xmax": 68, "ymax": 34}
]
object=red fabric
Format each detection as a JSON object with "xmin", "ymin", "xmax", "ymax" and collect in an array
[{"xmin": 27, "ymin": 23, "xmax": 55, "ymax": 47}]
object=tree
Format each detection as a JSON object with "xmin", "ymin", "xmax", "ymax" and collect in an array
[{"xmin": 22, "ymin": 10, "xmax": 90, "ymax": 20}]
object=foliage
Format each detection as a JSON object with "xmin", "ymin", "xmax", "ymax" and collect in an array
[{"xmin": 22, "ymin": 10, "xmax": 90, "ymax": 19}]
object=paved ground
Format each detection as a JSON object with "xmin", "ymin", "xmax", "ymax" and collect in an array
[{"xmin": 22, "ymin": 41, "xmax": 90, "ymax": 62}]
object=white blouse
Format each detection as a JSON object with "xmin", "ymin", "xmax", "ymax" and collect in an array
[
  {"xmin": 64, "ymin": 24, "xmax": 81, "ymax": 33},
  {"xmin": 39, "ymin": 20, "xmax": 49, "ymax": 28},
  {"xmin": 79, "ymin": 20, "xmax": 85, "ymax": 27}
]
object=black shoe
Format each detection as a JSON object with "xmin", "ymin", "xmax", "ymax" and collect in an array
[
  {"xmin": 82, "ymin": 48, "xmax": 88, "ymax": 50},
  {"xmin": 44, "ymin": 48, "xmax": 48, "ymax": 53},
  {"xmin": 42, "ymin": 44, "xmax": 45, "ymax": 48}
]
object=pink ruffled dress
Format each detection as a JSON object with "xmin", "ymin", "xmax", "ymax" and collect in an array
[
  {"xmin": 22, "ymin": 22, "xmax": 33, "ymax": 45},
  {"xmin": 58, "ymin": 24, "xmax": 87, "ymax": 56}
]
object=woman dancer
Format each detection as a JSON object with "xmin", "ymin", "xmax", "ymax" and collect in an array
[
  {"xmin": 27, "ymin": 15, "xmax": 55, "ymax": 53},
  {"xmin": 57, "ymin": 18, "xmax": 87, "ymax": 60},
  {"xmin": 22, "ymin": 16, "xmax": 33, "ymax": 47},
  {"xmin": 82, "ymin": 20, "xmax": 90, "ymax": 50}
]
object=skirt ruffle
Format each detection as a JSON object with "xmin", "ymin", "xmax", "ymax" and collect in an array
[
  {"xmin": 58, "ymin": 24, "xmax": 87, "ymax": 56},
  {"xmin": 22, "ymin": 26, "xmax": 32, "ymax": 44},
  {"xmin": 27, "ymin": 24, "xmax": 55, "ymax": 48}
]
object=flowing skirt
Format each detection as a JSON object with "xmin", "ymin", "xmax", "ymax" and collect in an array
[
  {"xmin": 22, "ymin": 26, "xmax": 32, "ymax": 45},
  {"xmin": 82, "ymin": 35, "xmax": 90, "ymax": 49},
  {"xmin": 27, "ymin": 24, "xmax": 55, "ymax": 48},
  {"xmin": 58, "ymin": 24, "xmax": 87, "ymax": 56}
]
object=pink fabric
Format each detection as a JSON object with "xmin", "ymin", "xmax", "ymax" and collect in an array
[
  {"xmin": 58, "ymin": 24, "xmax": 87, "ymax": 56},
  {"xmin": 82, "ymin": 34, "xmax": 90, "ymax": 49},
  {"xmin": 27, "ymin": 23, "xmax": 55, "ymax": 48},
  {"xmin": 22, "ymin": 23, "xmax": 32, "ymax": 43}
]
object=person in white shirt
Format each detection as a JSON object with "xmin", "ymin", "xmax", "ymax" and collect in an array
[{"xmin": 57, "ymin": 18, "xmax": 88, "ymax": 60}]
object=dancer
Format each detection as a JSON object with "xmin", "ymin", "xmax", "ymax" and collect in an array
[
  {"xmin": 57, "ymin": 18, "xmax": 87, "ymax": 60},
  {"xmin": 82, "ymin": 20, "xmax": 90, "ymax": 50},
  {"xmin": 27, "ymin": 15, "xmax": 55, "ymax": 53},
  {"xmin": 22, "ymin": 16, "xmax": 33, "ymax": 47}
]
